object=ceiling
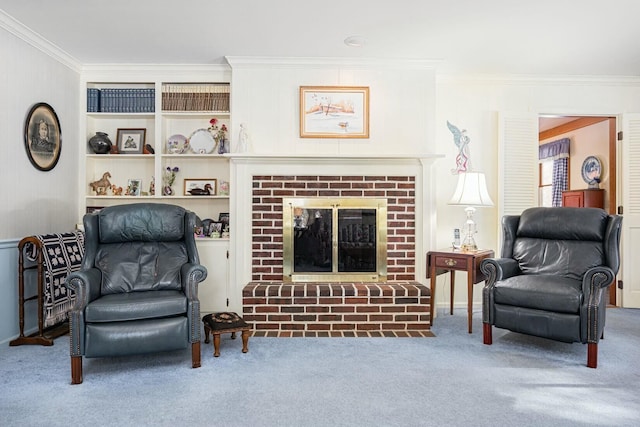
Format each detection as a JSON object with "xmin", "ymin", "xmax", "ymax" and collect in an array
[{"xmin": 1, "ymin": 0, "xmax": 640, "ymax": 76}]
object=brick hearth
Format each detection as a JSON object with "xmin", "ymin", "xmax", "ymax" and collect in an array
[{"xmin": 243, "ymin": 281, "xmax": 432, "ymax": 337}]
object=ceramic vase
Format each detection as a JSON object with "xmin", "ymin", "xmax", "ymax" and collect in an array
[{"xmin": 88, "ymin": 132, "xmax": 112, "ymax": 154}]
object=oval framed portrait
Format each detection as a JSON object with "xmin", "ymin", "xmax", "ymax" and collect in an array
[{"xmin": 24, "ymin": 103, "xmax": 62, "ymax": 171}]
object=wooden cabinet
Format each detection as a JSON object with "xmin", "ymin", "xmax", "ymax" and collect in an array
[{"xmin": 562, "ymin": 189, "xmax": 604, "ymax": 208}]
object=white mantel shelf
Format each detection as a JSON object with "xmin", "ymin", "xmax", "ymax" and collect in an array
[{"xmin": 227, "ymin": 153, "xmax": 444, "ymax": 165}]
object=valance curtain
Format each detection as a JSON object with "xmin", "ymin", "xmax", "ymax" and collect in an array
[{"xmin": 539, "ymin": 138, "xmax": 570, "ymax": 207}]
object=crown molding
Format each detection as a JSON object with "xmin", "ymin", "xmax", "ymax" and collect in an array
[
  {"xmin": 437, "ymin": 73, "xmax": 640, "ymax": 86},
  {"xmin": 80, "ymin": 63, "xmax": 231, "ymax": 81},
  {"xmin": 225, "ymin": 56, "xmax": 442, "ymax": 71},
  {"xmin": 0, "ymin": 9, "xmax": 81, "ymax": 72}
]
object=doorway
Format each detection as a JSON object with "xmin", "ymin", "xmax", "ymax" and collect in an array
[{"xmin": 538, "ymin": 115, "xmax": 617, "ymax": 304}]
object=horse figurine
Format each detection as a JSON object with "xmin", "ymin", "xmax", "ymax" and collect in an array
[
  {"xmin": 111, "ymin": 184, "xmax": 123, "ymax": 196},
  {"xmin": 89, "ymin": 172, "xmax": 112, "ymax": 195}
]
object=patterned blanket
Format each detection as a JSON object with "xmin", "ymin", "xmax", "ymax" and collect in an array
[{"xmin": 25, "ymin": 231, "xmax": 85, "ymax": 328}]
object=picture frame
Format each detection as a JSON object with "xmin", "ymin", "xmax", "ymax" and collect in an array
[
  {"xmin": 219, "ymin": 212, "xmax": 229, "ymax": 229},
  {"xmin": 218, "ymin": 180, "xmax": 230, "ymax": 196},
  {"xmin": 299, "ymin": 86, "xmax": 369, "ymax": 138},
  {"xmin": 116, "ymin": 128, "xmax": 145, "ymax": 154},
  {"xmin": 24, "ymin": 102, "xmax": 62, "ymax": 171},
  {"xmin": 127, "ymin": 179, "xmax": 142, "ymax": 196},
  {"xmin": 184, "ymin": 178, "xmax": 217, "ymax": 196},
  {"xmin": 86, "ymin": 206, "xmax": 104, "ymax": 214},
  {"xmin": 210, "ymin": 221, "xmax": 223, "ymax": 237}
]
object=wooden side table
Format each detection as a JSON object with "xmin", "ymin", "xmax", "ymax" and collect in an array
[{"xmin": 427, "ymin": 249, "xmax": 495, "ymax": 333}]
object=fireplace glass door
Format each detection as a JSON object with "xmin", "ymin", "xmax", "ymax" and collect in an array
[{"xmin": 283, "ymin": 198, "xmax": 387, "ymax": 282}]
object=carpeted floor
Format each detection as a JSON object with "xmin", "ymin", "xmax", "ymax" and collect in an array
[{"xmin": 1, "ymin": 307, "xmax": 639, "ymax": 427}]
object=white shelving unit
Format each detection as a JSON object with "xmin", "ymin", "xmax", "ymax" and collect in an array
[{"xmin": 79, "ymin": 70, "xmax": 233, "ymax": 313}]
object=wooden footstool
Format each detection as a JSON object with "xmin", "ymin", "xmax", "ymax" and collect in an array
[{"xmin": 202, "ymin": 312, "xmax": 250, "ymax": 357}]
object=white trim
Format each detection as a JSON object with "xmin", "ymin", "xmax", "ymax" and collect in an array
[
  {"xmin": 437, "ymin": 73, "xmax": 640, "ymax": 86},
  {"xmin": 0, "ymin": 9, "xmax": 81, "ymax": 72},
  {"xmin": 80, "ymin": 64, "xmax": 231, "ymax": 82},
  {"xmin": 225, "ymin": 56, "xmax": 442, "ymax": 70},
  {"xmin": 227, "ymin": 154, "xmax": 442, "ymax": 313}
]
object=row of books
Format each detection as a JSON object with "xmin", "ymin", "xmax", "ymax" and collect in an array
[
  {"xmin": 87, "ymin": 88, "xmax": 156, "ymax": 113},
  {"xmin": 161, "ymin": 84, "xmax": 230, "ymax": 112}
]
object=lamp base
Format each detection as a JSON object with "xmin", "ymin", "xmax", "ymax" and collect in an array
[
  {"xmin": 461, "ymin": 206, "xmax": 478, "ymax": 252},
  {"xmin": 460, "ymin": 242, "xmax": 478, "ymax": 252}
]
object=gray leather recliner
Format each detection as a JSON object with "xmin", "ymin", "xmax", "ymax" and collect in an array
[
  {"xmin": 65, "ymin": 203, "xmax": 207, "ymax": 384},
  {"xmin": 480, "ymin": 207, "xmax": 621, "ymax": 368}
]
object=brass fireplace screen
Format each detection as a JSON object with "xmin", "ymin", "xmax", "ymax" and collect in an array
[{"xmin": 282, "ymin": 198, "xmax": 387, "ymax": 283}]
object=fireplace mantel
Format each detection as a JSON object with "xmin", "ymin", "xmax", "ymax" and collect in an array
[
  {"xmin": 227, "ymin": 153, "xmax": 442, "ymax": 166},
  {"xmin": 226, "ymin": 152, "xmax": 442, "ymax": 314}
]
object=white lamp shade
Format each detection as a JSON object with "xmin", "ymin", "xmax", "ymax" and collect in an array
[{"xmin": 448, "ymin": 172, "xmax": 494, "ymax": 207}]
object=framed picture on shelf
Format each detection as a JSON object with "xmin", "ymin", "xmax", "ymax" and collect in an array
[
  {"xmin": 86, "ymin": 206, "xmax": 105, "ymax": 214},
  {"xmin": 299, "ymin": 86, "xmax": 369, "ymax": 138},
  {"xmin": 127, "ymin": 179, "xmax": 142, "ymax": 196},
  {"xmin": 24, "ymin": 102, "xmax": 62, "ymax": 171},
  {"xmin": 184, "ymin": 178, "xmax": 217, "ymax": 196},
  {"xmin": 218, "ymin": 180, "xmax": 230, "ymax": 196},
  {"xmin": 210, "ymin": 221, "xmax": 223, "ymax": 238},
  {"xmin": 219, "ymin": 212, "xmax": 229, "ymax": 229},
  {"xmin": 116, "ymin": 128, "xmax": 145, "ymax": 154}
]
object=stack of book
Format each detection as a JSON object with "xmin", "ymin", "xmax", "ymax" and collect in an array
[
  {"xmin": 86, "ymin": 88, "xmax": 155, "ymax": 113},
  {"xmin": 161, "ymin": 83, "xmax": 230, "ymax": 112}
]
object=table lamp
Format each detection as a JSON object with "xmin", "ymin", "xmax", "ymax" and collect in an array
[{"xmin": 448, "ymin": 172, "xmax": 494, "ymax": 251}]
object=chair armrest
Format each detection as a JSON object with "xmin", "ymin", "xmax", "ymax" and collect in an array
[
  {"xmin": 65, "ymin": 268, "xmax": 102, "ymax": 309},
  {"xmin": 181, "ymin": 263, "xmax": 208, "ymax": 299},
  {"xmin": 582, "ymin": 266, "xmax": 615, "ymax": 294},
  {"xmin": 581, "ymin": 266, "xmax": 615, "ymax": 343},
  {"xmin": 481, "ymin": 258, "xmax": 521, "ymax": 325},
  {"xmin": 481, "ymin": 258, "xmax": 521, "ymax": 283}
]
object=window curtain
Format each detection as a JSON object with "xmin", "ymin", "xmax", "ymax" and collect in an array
[{"xmin": 539, "ymin": 138, "xmax": 570, "ymax": 207}]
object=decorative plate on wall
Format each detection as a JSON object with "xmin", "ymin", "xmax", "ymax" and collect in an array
[{"xmin": 581, "ymin": 156, "xmax": 602, "ymax": 185}]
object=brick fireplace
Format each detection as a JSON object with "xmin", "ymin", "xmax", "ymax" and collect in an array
[{"xmin": 229, "ymin": 155, "xmax": 439, "ymax": 336}]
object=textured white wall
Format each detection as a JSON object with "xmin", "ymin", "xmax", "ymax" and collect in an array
[
  {"xmin": 227, "ymin": 59, "xmax": 437, "ymax": 157},
  {"xmin": 0, "ymin": 28, "xmax": 80, "ymax": 343},
  {"xmin": 0, "ymin": 29, "xmax": 80, "ymax": 240}
]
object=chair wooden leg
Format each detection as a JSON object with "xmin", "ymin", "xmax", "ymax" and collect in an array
[
  {"xmin": 204, "ymin": 325, "xmax": 211, "ymax": 344},
  {"xmin": 192, "ymin": 341, "xmax": 201, "ymax": 368},
  {"xmin": 587, "ymin": 343, "xmax": 598, "ymax": 368},
  {"xmin": 483, "ymin": 323, "xmax": 493, "ymax": 345},
  {"xmin": 241, "ymin": 330, "xmax": 249, "ymax": 353},
  {"xmin": 213, "ymin": 334, "xmax": 221, "ymax": 357},
  {"xmin": 71, "ymin": 356, "xmax": 83, "ymax": 385}
]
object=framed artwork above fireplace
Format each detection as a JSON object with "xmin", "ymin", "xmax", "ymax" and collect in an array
[{"xmin": 299, "ymin": 86, "xmax": 369, "ymax": 138}]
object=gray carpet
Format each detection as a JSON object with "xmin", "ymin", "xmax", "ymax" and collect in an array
[{"xmin": 1, "ymin": 307, "xmax": 639, "ymax": 427}]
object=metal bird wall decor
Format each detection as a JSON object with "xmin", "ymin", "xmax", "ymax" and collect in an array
[{"xmin": 447, "ymin": 121, "xmax": 471, "ymax": 174}]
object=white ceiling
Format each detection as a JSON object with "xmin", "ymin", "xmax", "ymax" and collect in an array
[{"xmin": 1, "ymin": 0, "xmax": 640, "ymax": 76}]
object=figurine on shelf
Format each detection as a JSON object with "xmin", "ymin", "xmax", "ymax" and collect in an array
[
  {"xmin": 149, "ymin": 176, "xmax": 155, "ymax": 196},
  {"xmin": 110, "ymin": 184, "xmax": 123, "ymax": 196},
  {"xmin": 237, "ymin": 123, "xmax": 251, "ymax": 153},
  {"xmin": 89, "ymin": 172, "xmax": 112, "ymax": 196}
]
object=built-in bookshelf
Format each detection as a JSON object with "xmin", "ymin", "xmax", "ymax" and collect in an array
[{"xmin": 81, "ymin": 77, "xmax": 232, "ymax": 312}]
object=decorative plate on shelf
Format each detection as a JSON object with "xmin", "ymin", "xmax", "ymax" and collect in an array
[
  {"xmin": 188, "ymin": 129, "xmax": 216, "ymax": 154},
  {"xmin": 581, "ymin": 156, "xmax": 602, "ymax": 185},
  {"xmin": 167, "ymin": 134, "xmax": 188, "ymax": 154}
]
